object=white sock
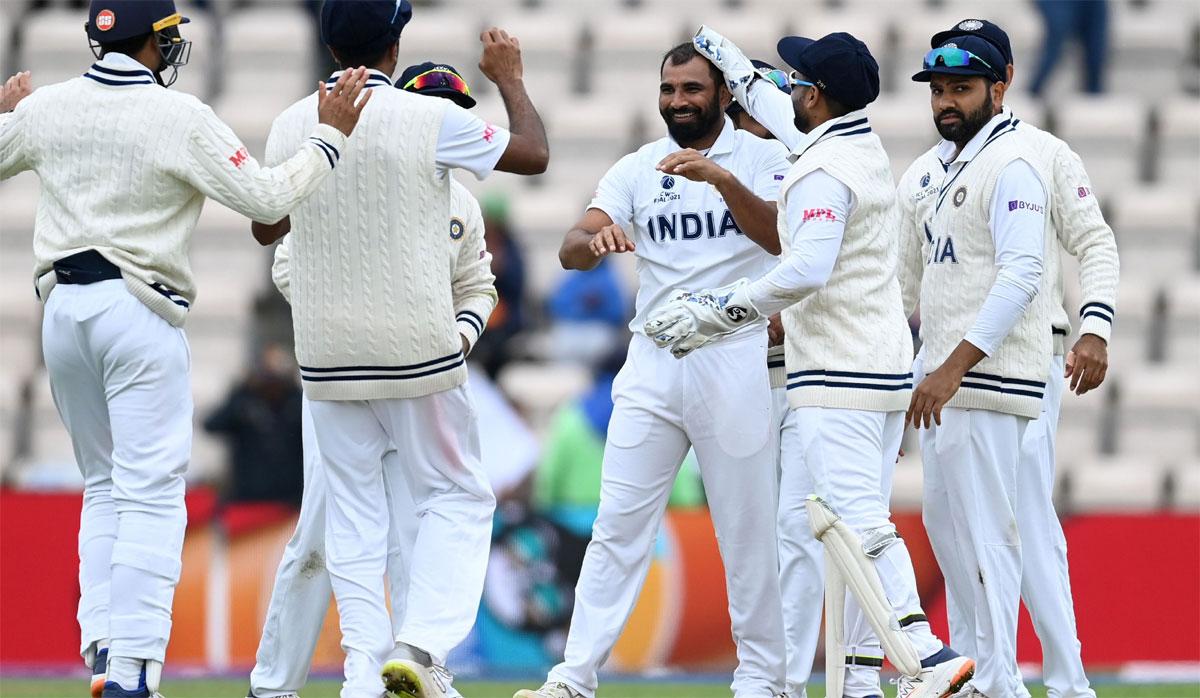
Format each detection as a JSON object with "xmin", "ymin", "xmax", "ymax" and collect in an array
[{"xmin": 108, "ymin": 656, "xmax": 143, "ymax": 691}]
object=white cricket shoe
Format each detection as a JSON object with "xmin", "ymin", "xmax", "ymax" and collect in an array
[
  {"xmin": 895, "ymin": 654, "xmax": 975, "ymax": 698},
  {"xmin": 512, "ymin": 681, "xmax": 584, "ymax": 698},
  {"xmin": 381, "ymin": 657, "xmax": 455, "ymax": 698},
  {"xmin": 692, "ymin": 25, "xmax": 757, "ymax": 101}
]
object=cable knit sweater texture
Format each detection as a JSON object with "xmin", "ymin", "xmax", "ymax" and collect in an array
[
  {"xmin": 0, "ymin": 55, "xmax": 344, "ymax": 326},
  {"xmin": 267, "ymin": 86, "xmax": 469, "ymax": 400}
]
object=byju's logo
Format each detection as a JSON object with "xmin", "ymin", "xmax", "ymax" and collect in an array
[
  {"xmin": 1007, "ymin": 200, "xmax": 1044, "ymax": 213},
  {"xmin": 661, "ymin": 175, "xmax": 676, "ymax": 190}
]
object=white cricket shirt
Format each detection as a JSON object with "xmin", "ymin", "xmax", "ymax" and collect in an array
[{"xmin": 588, "ymin": 116, "xmax": 789, "ymax": 333}]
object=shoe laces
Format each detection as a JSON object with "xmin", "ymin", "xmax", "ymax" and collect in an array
[
  {"xmin": 429, "ymin": 665, "xmax": 454, "ymax": 693},
  {"xmin": 541, "ymin": 682, "xmax": 579, "ymax": 698},
  {"xmin": 891, "ymin": 671, "xmax": 926, "ymax": 698}
]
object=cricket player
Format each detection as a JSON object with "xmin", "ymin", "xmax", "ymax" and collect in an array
[
  {"xmin": 897, "ymin": 20, "xmax": 1119, "ymax": 698},
  {"xmin": 660, "ymin": 28, "xmax": 972, "ymax": 698},
  {"xmin": 898, "ymin": 34, "xmax": 1054, "ymax": 698},
  {"xmin": 514, "ymin": 41, "xmax": 790, "ymax": 698},
  {"xmin": 725, "ymin": 57, "xmax": 827, "ymax": 698},
  {"xmin": 257, "ymin": 2, "xmax": 548, "ymax": 697},
  {"xmin": 247, "ymin": 61, "xmax": 494, "ymax": 698},
  {"xmin": 0, "ymin": 1, "xmax": 369, "ymax": 695}
]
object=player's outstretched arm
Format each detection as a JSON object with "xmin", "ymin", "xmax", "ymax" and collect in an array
[
  {"xmin": 480, "ymin": 28, "xmax": 549, "ymax": 175},
  {"xmin": 693, "ymin": 26, "xmax": 802, "ymax": 150},
  {"xmin": 181, "ymin": 68, "xmax": 371, "ymax": 228},
  {"xmin": 559, "ymin": 208, "xmax": 635, "ymax": 271}
]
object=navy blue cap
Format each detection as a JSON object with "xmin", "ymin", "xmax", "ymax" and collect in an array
[
  {"xmin": 912, "ymin": 34, "xmax": 1006, "ymax": 83},
  {"xmin": 776, "ymin": 32, "xmax": 880, "ymax": 111},
  {"xmin": 398, "ymin": 61, "xmax": 476, "ymax": 109},
  {"xmin": 87, "ymin": 0, "xmax": 189, "ymax": 43},
  {"xmin": 320, "ymin": 0, "xmax": 412, "ymax": 56},
  {"xmin": 931, "ymin": 19, "xmax": 1013, "ymax": 67}
]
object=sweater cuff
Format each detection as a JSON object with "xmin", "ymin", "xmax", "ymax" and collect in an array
[
  {"xmin": 307, "ymin": 124, "xmax": 347, "ymax": 169},
  {"xmin": 456, "ymin": 311, "xmax": 486, "ymax": 354},
  {"xmin": 1078, "ymin": 302, "xmax": 1114, "ymax": 344}
]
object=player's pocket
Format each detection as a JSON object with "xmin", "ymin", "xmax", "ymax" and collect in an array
[{"xmin": 606, "ymin": 402, "xmax": 655, "ymax": 449}]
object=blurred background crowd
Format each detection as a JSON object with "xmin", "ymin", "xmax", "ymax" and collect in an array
[{"xmin": 0, "ymin": 0, "xmax": 1197, "ymax": 677}]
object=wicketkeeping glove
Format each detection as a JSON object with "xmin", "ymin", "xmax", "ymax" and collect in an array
[
  {"xmin": 693, "ymin": 25, "xmax": 757, "ymax": 104},
  {"xmin": 643, "ymin": 278, "xmax": 761, "ymax": 358}
]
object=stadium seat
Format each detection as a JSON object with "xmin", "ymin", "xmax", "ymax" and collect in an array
[
  {"xmin": 1068, "ymin": 456, "xmax": 1169, "ymax": 512},
  {"xmin": 1155, "ymin": 97, "xmax": 1200, "ymax": 190},
  {"xmin": 17, "ymin": 8, "xmax": 94, "ymax": 89},
  {"xmin": 1052, "ymin": 95, "xmax": 1149, "ymax": 195},
  {"xmin": 1172, "ymin": 459, "xmax": 1200, "ymax": 511},
  {"xmin": 1109, "ymin": 1, "xmax": 1194, "ymax": 99},
  {"xmin": 222, "ymin": 5, "xmax": 312, "ymax": 101},
  {"xmin": 1115, "ymin": 362, "xmax": 1200, "ymax": 413},
  {"xmin": 1110, "ymin": 185, "xmax": 1199, "ymax": 241},
  {"xmin": 546, "ymin": 95, "xmax": 639, "ymax": 160},
  {"xmin": 497, "ymin": 360, "xmax": 590, "ymax": 432}
]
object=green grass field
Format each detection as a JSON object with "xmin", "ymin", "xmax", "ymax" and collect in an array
[{"xmin": 1, "ymin": 679, "xmax": 1198, "ymax": 698}]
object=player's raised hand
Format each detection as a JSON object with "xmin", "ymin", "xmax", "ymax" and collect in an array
[
  {"xmin": 588, "ymin": 223, "xmax": 636, "ymax": 258},
  {"xmin": 479, "ymin": 28, "xmax": 523, "ymax": 86},
  {"xmin": 1065, "ymin": 333, "xmax": 1108, "ymax": 395},
  {"xmin": 1, "ymin": 71, "xmax": 33, "ymax": 113},
  {"xmin": 658, "ymin": 149, "xmax": 730, "ymax": 186},
  {"xmin": 317, "ymin": 67, "xmax": 372, "ymax": 137}
]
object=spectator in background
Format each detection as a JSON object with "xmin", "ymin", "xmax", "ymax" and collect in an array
[
  {"xmin": 473, "ymin": 192, "xmax": 529, "ymax": 378},
  {"xmin": 543, "ymin": 258, "xmax": 629, "ymax": 367},
  {"xmin": 203, "ymin": 342, "xmax": 304, "ymax": 505},
  {"xmin": 1030, "ymin": 0, "xmax": 1109, "ymax": 96}
]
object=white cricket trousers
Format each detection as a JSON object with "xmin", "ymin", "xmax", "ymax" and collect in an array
[
  {"xmin": 783, "ymin": 405, "xmax": 943, "ymax": 697},
  {"xmin": 308, "ymin": 388, "xmax": 495, "ymax": 698},
  {"xmin": 916, "ymin": 356, "xmax": 1028, "ymax": 698},
  {"xmin": 772, "ymin": 388, "xmax": 824, "ymax": 698},
  {"xmin": 942, "ymin": 355, "xmax": 1093, "ymax": 698},
  {"xmin": 548, "ymin": 332, "xmax": 786, "ymax": 698},
  {"xmin": 251, "ymin": 396, "xmax": 447, "ymax": 698},
  {"xmin": 41, "ymin": 280, "xmax": 191, "ymax": 663}
]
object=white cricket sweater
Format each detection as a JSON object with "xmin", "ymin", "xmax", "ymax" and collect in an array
[
  {"xmin": 774, "ymin": 114, "xmax": 914, "ymax": 411},
  {"xmin": 0, "ymin": 53, "xmax": 345, "ymax": 326},
  {"xmin": 898, "ymin": 111, "xmax": 1120, "ymax": 353},
  {"xmin": 918, "ymin": 125, "xmax": 1053, "ymax": 418},
  {"xmin": 272, "ymin": 178, "xmax": 497, "ymax": 352},
  {"xmin": 267, "ymin": 76, "xmax": 463, "ymax": 400}
]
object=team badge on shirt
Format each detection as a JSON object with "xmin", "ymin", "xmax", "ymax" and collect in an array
[
  {"xmin": 449, "ymin": 217, "xmax": 465, "ymax": 240},
  {"xmin": 952, "ymin": 186, "xmax": 967, "ymax": 207}
]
